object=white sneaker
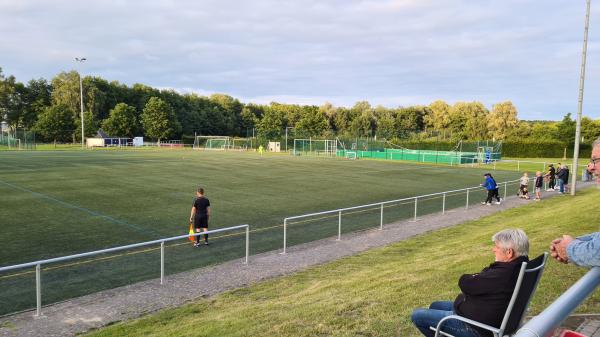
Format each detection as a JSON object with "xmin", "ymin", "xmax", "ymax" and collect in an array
[
  {"xmin": 481, "ymin": 202, "xmax": 487, "ymax": 205},
  {"xmin": 494, "ymin": 201, "xmax": 501, "ymax": 205},
  {"xmin": 486, "ymin": 203, "xmax": 492, "ymax": 206}
]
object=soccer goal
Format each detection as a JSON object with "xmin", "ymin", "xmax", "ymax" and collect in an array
[
  {"xmin": 293, "ymin": 138, "xmax": 337, "ymax": 157},
  {"xmin": 193, "ymin": 136, "xmax": 231, "ymax": 150},
  {"xmin": 0, "ymin": 129, "xmax": 36, "ymax": 150}
]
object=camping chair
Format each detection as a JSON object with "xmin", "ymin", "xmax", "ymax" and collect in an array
[{"xmin": 430, "ymin": 253, "xmax": 549, "ymax": 337}]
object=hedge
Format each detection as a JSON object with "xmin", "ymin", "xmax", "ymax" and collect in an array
[{"xmin": 502, "ymin": 141, "xmax": 591, "ymax": 158}]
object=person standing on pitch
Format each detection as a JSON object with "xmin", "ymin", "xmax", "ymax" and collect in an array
[{"xmin": 189, "ymin": 187, "xmax": 211, "ymax": 246}]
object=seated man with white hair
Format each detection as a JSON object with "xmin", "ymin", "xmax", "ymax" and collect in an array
[{"xmin": 411, "ymin": 229, "xmax": 529, "ymax": 337}]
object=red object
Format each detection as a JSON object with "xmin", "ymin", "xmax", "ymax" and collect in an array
[{"xmin": 558, "ymin": 330, "xmax": 588, "ymax": 337}]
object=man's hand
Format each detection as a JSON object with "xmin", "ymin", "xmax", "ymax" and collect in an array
[{"xmin": 550, "ymin": 235, "xmax": 574, "ymax": 264}]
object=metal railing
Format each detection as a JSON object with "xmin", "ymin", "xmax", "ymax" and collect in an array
[
  {"xmin": 0, "ymin": 224, "xmax": 250, "ymax": 317},
  {"xmin": 514, "ymin": 267, "xmax": 600, "ymax": 337},
  {"xmin": 281, "ymin": 179, "xmax": 521, "ymax": 254}
]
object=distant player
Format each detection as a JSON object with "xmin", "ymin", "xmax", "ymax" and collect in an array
[
  {"xmin": 189, "ymin": 187, "xmax": 211, "ymax": 246},
  {"xmin": 258, "ymin": 145, "xmax": 264, "ymax": 156}
]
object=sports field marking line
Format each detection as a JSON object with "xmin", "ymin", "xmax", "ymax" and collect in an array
[
  {"xmin": 0, "ymin": 179, "xmax": 162, "ymax": 237},
  {"xmin": 0, "ymin": 187, "xmax": 510, "ymax": 280}
]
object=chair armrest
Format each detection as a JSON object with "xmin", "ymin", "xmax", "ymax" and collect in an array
[{"xmin": 430, "ymin": 315, "xmax": 501, "ymax": 337}]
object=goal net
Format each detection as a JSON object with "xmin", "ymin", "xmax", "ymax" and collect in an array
[
  {"xmin": 293, "ymin": 138, "xmax": 337, "ymax": 156},
  {"xmin": 0, "ymin": 129, "xmax": 36, "ymax": 150},
  {"xmin": 193, "ymin": 136, "xmax": 231, "ymax": 150}
]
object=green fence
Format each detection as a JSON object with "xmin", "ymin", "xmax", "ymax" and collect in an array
[{"xmin": 337, "ymin": 148, "xmax": 501, "ymax": 165}]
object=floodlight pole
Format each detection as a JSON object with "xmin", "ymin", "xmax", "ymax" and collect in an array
[
  {"xmin": 571, "ymin": 0, "xmax": 591, "ymax": 196},
  {"xmin": 285, "ymin": 127, "xmax": 293, "ymax": 153},
  {"xmin": 75, "ymin": 57, "xmax": 87, "ymax": 149}
]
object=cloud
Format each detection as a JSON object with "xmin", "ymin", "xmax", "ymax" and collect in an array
[{"xmin": 0, "ymin": 0, "xmax": 598, "ymax": 120}]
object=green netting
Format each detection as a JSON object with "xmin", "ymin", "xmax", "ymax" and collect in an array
[
  {"xmin": 0, "ymin": 130, "xmax": 36, "ymax": 150},
  {"xmin": 337, "ymin": 148, "xmax": 501, "ymax": 164}
]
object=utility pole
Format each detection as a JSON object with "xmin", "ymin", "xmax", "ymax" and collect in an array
[
  {"xmin": 75, "ymin": 57, "xmax": 87, "ymax": 149},
  {"xmin": 571, "ymin": 0, "xmax": 591, "ymax": 196}
]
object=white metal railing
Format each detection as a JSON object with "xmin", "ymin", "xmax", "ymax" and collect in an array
[
  {"xmin": 281, "ymin": 179, "xmax": 522, "ymax": 254},
  {"xmin": 0, "ymin": 224, "xmax": 250, "ymax": 317},
  {"xmin": 514, "ymin": 267, "xmax": 600, "ymax": 337}
]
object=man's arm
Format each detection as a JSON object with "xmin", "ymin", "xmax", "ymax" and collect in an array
[
  {"xmin": 567, "ymin": 233, "xmax": 600, "ymax": 267},
  {"xmin": 551, "ymin": 232, "xmax": 600, "ymax": 267},
  {"xmin": 189, "ymin": 206, "xmax": 196, "ymax": 222},
  {"xmin": 458, "ymin": 268, "xmax": 506, "ymax": 295},
  {"xmin": 206, "ymin": 206, "xmax": 211, "ymax": 220}
]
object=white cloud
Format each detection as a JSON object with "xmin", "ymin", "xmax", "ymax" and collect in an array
[{"xmin": 0, "ymin": 0, "xmax": 598, "ymax": 120}]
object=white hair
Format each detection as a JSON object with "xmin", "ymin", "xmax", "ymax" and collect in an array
[
  {"xmin": 492, "ymin": 229, "xmax": 529, "ymax": 257},
  {"xmin": 593, "ymin": 137, "xmax": 600, "ymax": 148}
]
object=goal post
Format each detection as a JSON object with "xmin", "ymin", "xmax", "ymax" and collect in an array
[
  {"xmin": 193, "ymin": 136, "xmax": 231, "ymax": 150},
  {"xmin": 293, "ymin": 138, "xmax": 337, "ymax": 156}
]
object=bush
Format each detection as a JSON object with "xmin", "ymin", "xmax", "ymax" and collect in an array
[{"xmin": 503, "ymin": 141, "xmax": 591, "ymax": 158}]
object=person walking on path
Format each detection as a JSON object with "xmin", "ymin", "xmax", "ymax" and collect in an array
[
  {"xmin": 189, "ymin": 187, "xmax": 211, "ymax": 246},
  {"xmin": 481, "ymin": 173, "xmax": 497, "ymax": 205},
  {"xmin": 562, "ymin": 165, "xmax": 570, "ymax": 193},
  {"xmin": 534, "ymin": 171, "xmax": 543, "ymax": 201},
  {"xmin": 489, "ymin": 174, "xmax": 502, "ymax": 204},
  {"xmin": 545, "ymin": 164, "xmax": 556, "ymax": 191}
]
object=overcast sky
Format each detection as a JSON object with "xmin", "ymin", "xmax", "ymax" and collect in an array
[{"xmin": 1, "ymin": 0, "xmax": 598, "ymax": 120}]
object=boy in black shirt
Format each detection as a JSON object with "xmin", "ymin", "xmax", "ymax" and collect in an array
[
  {"xmin": 535, "ymin": 171, "xmax": 543, "ymax": 201},
  {"xmin": 189, "ymin": 187, "xmax": 211, "ymax": 246}
]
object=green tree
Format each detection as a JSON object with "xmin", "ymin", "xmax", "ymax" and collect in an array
[
  {"xmin": 102, "ymin": 103, "xmax": 138, "ymax": 137},
  {"xmin": 141, "ymin": 97, "xmax": 181, "ymax": 142},
  {"xmin": 427, "ymin": 100, "xmax": 451, "ymax": 132},
  {"xmin": 295, "ymin": 106, "xmax": 329, "ymax": 136},
  {"xmin": 556, "ymin": 113, "xmax": 577, "ymax": 144},
  {"xmin": 34, "ymin": 104, "xmax": 75, "ymax": 143},
  {"xmin": 581, "ymin": 117, "xmax": 600, "ymax": 143},
  {"xmin": 75, "ymin": 111, "xmax": 97, "ymax": 141},
  {"xmin": 487, "ymin": 101, "xmax": 518, "ymax": 140},
  {"xmin": 256, "ymin": 106, "xmax": 285, "ymax": 140},
  {"xmin": 448, "ymin": 102, "xmax": 489, "ymax": 140}
]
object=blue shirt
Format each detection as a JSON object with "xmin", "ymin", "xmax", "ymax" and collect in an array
[
  {"xmin": 567, "ymin": 232, "xmax": 600, "ymax": 267},
  {"xmin": 483, "ymin": 176, "xmax": 497, "ymax": 190}
]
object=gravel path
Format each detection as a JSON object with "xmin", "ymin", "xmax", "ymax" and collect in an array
[{"xmin": 0, "ymin": 184, "xmax": 593, "ymax": 337}]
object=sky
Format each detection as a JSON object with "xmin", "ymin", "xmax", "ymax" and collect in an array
[{"xmin": 0, "ymin": 0, "xmax": 599, "ymax": 121}]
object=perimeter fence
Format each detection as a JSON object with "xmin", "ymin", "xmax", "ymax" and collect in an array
[
  {"xmin": 0, "ymin": 178, "xmax": 528, "ymax": 318},
  {"xmin": 282, "ymin": 178, "xmax": 523, "ymax": 253}
]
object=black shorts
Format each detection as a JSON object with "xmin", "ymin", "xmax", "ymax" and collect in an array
[{"xmin": 194, "ymin": 217, "xmax": 208, "ymax": 229}]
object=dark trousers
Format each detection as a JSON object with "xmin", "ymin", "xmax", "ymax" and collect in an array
[
  {"xmin": 485, "ymin": 190, "xmax": 494, "ymax": 204},
  {"xmin": 548, "ymin": 177, "xmax": 555, "ymax": 189},
  {"xmin": 492, "ymin": 188, "xmax": 500, "ymax": 201}
]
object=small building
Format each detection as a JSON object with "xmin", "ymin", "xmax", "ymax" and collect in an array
[{"xmin": 86, "ymin": 129, "xmax": 132, "ymax": 148}]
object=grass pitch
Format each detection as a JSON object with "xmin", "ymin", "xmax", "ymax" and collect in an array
[
  {"xmin": 0, "ymin": 149, "xmax": 519, "ymax": 315},
  {"xmin": 85, "ymin": 188, "xmax": 600, "ymax": 337}
]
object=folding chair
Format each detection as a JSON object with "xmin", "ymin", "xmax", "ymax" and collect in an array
[{"xmin": 431, "ymin": 253, "xmax": 548, "ymax": 337}]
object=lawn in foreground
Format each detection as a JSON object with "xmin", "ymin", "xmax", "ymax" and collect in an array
[
  {"xmin": 0, "ymin": 150, "xmax": 520, "ymax": 314},
  {"xmin": 87, "ymin": 188, "xmax": 600, "ymax": 337}
]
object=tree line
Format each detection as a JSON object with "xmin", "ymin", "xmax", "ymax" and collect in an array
[{"xmin": 1, "ymin": 67, "xmax": 599, "ymax": 144}]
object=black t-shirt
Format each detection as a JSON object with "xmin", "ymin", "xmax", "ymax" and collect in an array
[
  {"xmin": 193, "ymin": 197, "xmax": 210, "ymax": 218},
  {"xmin": 535, "ymin": 176, "xmax": 543, "ymax": 188},
  {"xmin": 549, "ymin": 167, "xmax": 555, "ymax": 178}
]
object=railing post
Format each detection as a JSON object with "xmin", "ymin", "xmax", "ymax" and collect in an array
[
  {"xmin": 413, "ymin": 198, "xmax": 418, "ymax": 221},
  {"xmin": 504, "ymin": 182, "xmax": 507, "ymax": 200},
  {"xmin": 380, "ymin": 203, "xmax": 384, "ymax": 230},
  {"xmin": 493, "ymin": 160, "xmax": 497, "ymax": 170},
  {"xmin": 465, "ymin": 189, "xmax": 470, "ymax": 209},
  {"xmin": 160, "ymin": 241, "xmax": 165, "ymax": 285},
  {"xmin": 282, "ymin": 219, "xmax": 287, "ymax": 254},
  {"xmin": 442, "ymin": 193, "xmax": 446, "ymax": 215},
  {"xmin": 337, "ymin": 211, "xmax": 342, "ymax": 240},
  {"xmin": 245, "ymin": 226, "xmax": 249, "ymax": 264},
  {"xmin": 35, "ymin": 264, "xmax": 41, "ymax": 317}
]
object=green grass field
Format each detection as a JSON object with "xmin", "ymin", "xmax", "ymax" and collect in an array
[
  {"xmin": 85, "ymin": 188, "xmax": 600, "ymax": 337},
  {"xmin": 0, "ymin": 149, "xmax": 522, "ymax": 315}
]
